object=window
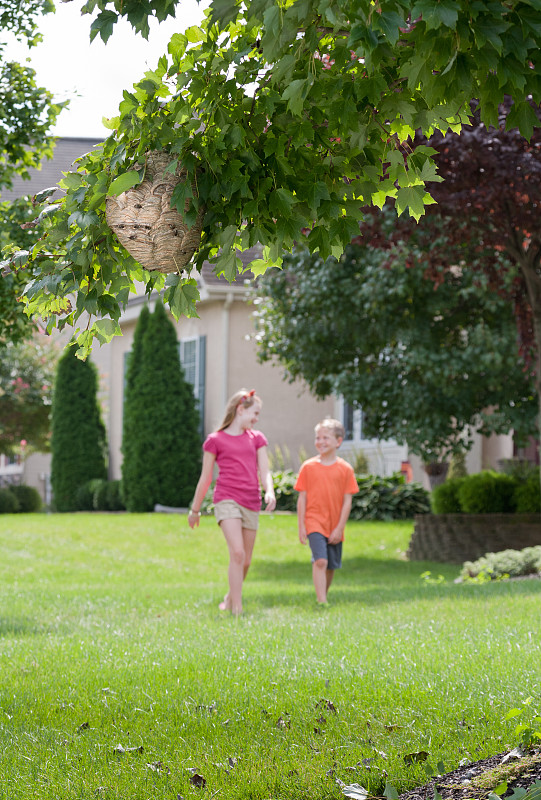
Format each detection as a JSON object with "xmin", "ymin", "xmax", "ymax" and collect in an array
[
  {"xmin": 180, "ymin": 336, "xmax": 206, "ymax": 437},
  {"xmin": 341, "ymin": 401, "xmax": 363, "ymax": 442}
]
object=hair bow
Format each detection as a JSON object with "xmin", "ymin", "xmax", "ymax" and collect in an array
[{"xmin": 241, "ymin": 389, "xmax": 256, "ymax": 402}]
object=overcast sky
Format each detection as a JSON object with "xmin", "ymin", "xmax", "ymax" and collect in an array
[{"xmin": 3, "ymin": 0, "xmax": 206, "ymax": 139}]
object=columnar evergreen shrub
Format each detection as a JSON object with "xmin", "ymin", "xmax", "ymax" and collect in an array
[
  {"xmin": 121, "ymin": 301, "xmax": 201, "ymax": 512},
  {"xmin": 51, "ymin": 346, "xmax": 107, "ymax": 512}
]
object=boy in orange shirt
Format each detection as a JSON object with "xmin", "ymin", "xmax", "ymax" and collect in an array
[{"xmin": 295, "ymin": 419, "xmax": 359, "ymax": 604}]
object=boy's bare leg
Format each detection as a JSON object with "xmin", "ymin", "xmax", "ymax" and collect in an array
[
  {"xmin": 326, "ymin": 569, "xmax": 335, "ymax": 594},
  {"xmin": 312, "ymin": 558, "xmax": 329, "ymax": 603},
  {"xmin": 220, "ymin": 519, "xmax": 257, "ymax": 614}
]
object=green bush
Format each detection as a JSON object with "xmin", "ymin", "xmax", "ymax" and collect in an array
[
  {"xmin": 0, "ymin": 487, "xmax": 20, "ymax": 513},
  {"xmin": 76, "ymin": 479, "xmax": 125, "ymax": 511},
  {"xmin": 106, "ymin": 480, "xmax": 125, "ymax": 512},
  {"xmin": 273, "ymin": 469, "xmax": 297, "ymax": 511},
  {"xmin": 461, "ymin": 545, "xmax": 541, "ymax": 581},
  {"xmin": 431, "ymin": 478, "xmax": 466, "ymax": 514},
  {"xmin": 271, "ymin": 470, "xmax": 430, "ymax": 520},
  {"xmin": 457, "ymin": 470, "xmax": 518, "ymax": 514},
  {"xmin": 9, "ymin": 484, "xmax": 42, "ymax": 513},
  {"xmin": 514, "ymin": 470, "xmax": 541, "ymax": 513},
  {"xmin": 350, "ymin": 474, "xmax": 430, "ymax": 521}
]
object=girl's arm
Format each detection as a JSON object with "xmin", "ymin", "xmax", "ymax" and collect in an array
[
  {"xmin": 297, "ymin": 490, "xmax": 307, "ymax": 544},
  {"xmin": 257, "ymin": 445, "xmax": 276, "ymax": 512},
  {"xmin": 188, "ymin": 450, "xmax": 216, "ymax": 529},
  {"xmin": 328, "ymin": 493, "xmax": 354, "ymax": 544}
]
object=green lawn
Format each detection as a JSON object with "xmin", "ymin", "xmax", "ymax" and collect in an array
[{"xmin": 1, "ymin": 513, "xmax": 540, "ymax": 800}]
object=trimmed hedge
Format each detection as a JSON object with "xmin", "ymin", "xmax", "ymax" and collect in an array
[
  {"xmin": 273, "ymin": 470, "xmax": 430, "ymax": 521},
  {"xmin": 8, "ymin": 484, "xmax": 42, "ymax": 512},
  {"xmin": 0, "ymin": 484, "xmax": 42, "ymax": 513},
  {"xmin": 432, "ymin": 469, "xmax": 541, "ymax": 514},
  {"xmin": 0, "ymin": 487, "xmax": 20, "ymax": 513},
  {"xmin": 430, "ymin": 477, "xmax": 466, "ymax": 514}
]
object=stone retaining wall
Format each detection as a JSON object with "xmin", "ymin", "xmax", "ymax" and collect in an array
[{"xmin": 407, "ymin": 514, "xmax": 541, "ymax": 564}]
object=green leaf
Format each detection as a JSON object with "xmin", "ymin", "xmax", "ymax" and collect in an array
[
  {"xmin": 506, "ymin": 101, "xmax": 540, "ymax": 140},
  {"xmin": 93, "ymin": 319, "xmax": 122, "ymax": 344},
  {"xmin": 67, "ymin": 210, "xmax": 99, "ymax": 229},
  {"xmin": 395, "ymin": 186, "xmax": 428, "ymax": 220},
  {"xmin": 185, "ymin": 25, "xmax": 205, "ymax": 43},
  {"xmin": 374, "ymin": 11, "xmax": 406, "ymax": 45},
  {"xmin": 107, "ymin": 171, "xmax": 141, "ymax": 196},
  {"xmin": 269, "ymin": 188, "xmax": 296, "ymax": 216},
  {"xmin": 209, "ymin": 0, "xmax": 240, "ymax": 28},
  {"xmin": 164, "ymin": 278, "xmax": 200, "ymax": 319},
  {"xmin": 384, "ymin": 783, "xmax": 399, "ymax": 800},
  {"xmin": 89, "ymin": 9, "xmax": 118, "ymax": 43},
  {"xmin": 282, "ymin": 77, "xmax": 313, "ymax": 116},
  {"xmin": 60, "ymin": 173, "xmax": 84, "ymax": 191}
]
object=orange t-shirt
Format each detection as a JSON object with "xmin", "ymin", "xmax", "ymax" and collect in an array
[{"xmin": 294, "ymin": 457, "xmax": 359, "ymax": 539}]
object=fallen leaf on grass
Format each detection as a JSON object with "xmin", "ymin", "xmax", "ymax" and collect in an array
[
  {"xmin": 317, "ymin": 699, "xmax": 338, "ymax": 713},
  {"xmin": 336, "ymin": 779, "xmax": 369, "ymax": 800},
  {"xmin": 113, "ymin": 744, "xmax": 144, "ymax": 755},
  {"xmin": 189, "ymin": 772, "xmax": 206, "ymax": 788},
  {"xmin": 147, "ymin": 761, "xmax": 171, "ymax": 774},
  {"xmin": 76, "ymin": 722, "xmax": 90, "ymax": 734},
  {"xmin": 276, "ymin": 716, "xmax": 290, "ymax": 729},
  {"xmin": 404, "ymin": 751, "xmax": 429, "ymax": 765}
]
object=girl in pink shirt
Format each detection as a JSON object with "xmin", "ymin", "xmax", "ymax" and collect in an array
[{"xmin": 188, "ymin": 389, "xmax": 276, "ymax": 615}]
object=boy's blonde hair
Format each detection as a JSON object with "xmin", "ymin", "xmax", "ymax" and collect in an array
[
  {"xmin": 217, "ymin": 388, "xmax": 262, "ymax": 431},
  {"xmin": 315, "ymin": 418, "xmax": 345, "ymax": 440}
]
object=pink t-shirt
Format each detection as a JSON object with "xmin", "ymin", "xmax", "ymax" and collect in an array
[{"xmin": 203, "ymin": 429, "xmax": 268, "ymax": 511}]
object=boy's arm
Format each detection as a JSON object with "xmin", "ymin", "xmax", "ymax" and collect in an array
[
  {"xmin": 297, "ymin": 491, "xmax": 307, "ymax": 544},
  {"xmin": 328, "ymin": 493, "xmax": 354, "ymax": 544}
]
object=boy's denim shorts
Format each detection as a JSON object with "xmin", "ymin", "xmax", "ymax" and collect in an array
[
  {"xmin": 307, "ymin": 532, "xmax": 343, "ymax": 570},
  {"xmin": 214, "ymin": 499, "xmax": 259, "ymax": 530}
]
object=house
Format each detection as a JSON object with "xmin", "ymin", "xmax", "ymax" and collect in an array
[{"xmin": 0, "ymin": 138, "xmax": 517, "ymax": 503}]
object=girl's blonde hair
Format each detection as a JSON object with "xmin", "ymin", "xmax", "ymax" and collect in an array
[{"xmin": 217, "ymin": 388, "xmax": 262, "ymax": 431}]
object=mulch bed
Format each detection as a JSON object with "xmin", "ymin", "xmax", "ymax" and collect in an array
[{"xmin": 400, "ymin": 750, "xmax": 541, "ymax": 800}]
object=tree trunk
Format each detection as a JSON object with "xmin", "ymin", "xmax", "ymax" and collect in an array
[{"xmin": 519, "ymin": 260, "xmax": 541, "ymax": 510}]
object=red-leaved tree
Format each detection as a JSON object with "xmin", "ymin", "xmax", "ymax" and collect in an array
[{"xmin": 359, "ymin": 98, "xmax": 541, "ymax": 462}]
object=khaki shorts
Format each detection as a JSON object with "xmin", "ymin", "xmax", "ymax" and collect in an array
[{"xmin": 214, "ymin": 499, "xmax": 259, "ymax": 530}]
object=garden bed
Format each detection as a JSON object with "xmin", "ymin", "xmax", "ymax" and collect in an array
[{"xmin": 407, "ymin": 514, "xmax": 541, "ymax": 564}]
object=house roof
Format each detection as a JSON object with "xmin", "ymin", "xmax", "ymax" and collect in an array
[
  {"xmin": 0, "ymin": 137, "xmax": 102, "ymax": 203},
  {"xmin": 1, "ymin": 137, "xmax": 262, "ymax": 288}
]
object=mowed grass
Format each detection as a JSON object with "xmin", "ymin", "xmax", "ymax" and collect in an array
[{"xmin": 1, "ymin": 513, "xmax": 540, "ymax": 800}]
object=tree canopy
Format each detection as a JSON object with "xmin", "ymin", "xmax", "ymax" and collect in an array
[
  {"xmin": 255, "ymin": 239, "xmax": 536, "ymax": 460},
  {"xmin": 356, "ymin": 98, "xmax": 541, "ymax": 453},
  {"xmin": 0, "ymin": 332, "xmax": 57, "ymax": 456},
  {"xmin": 0, "ymin": 0, "xmax": 65, "ymax": 189},
  {"xmin": 7, "ymin": 0, "xmax": 541, "ymax": 354}
]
